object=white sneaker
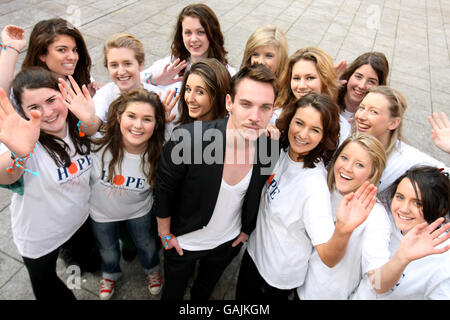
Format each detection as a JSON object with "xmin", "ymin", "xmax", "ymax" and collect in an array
[
  {"xmin": 99, "ymin": 278, "xmax": 115, "ymax": 300},
  {"xmin": 147, "ymin": 270, "xmax": 162, "ymax": 295}
]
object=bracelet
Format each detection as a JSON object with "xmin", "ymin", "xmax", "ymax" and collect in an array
[
  {"xmin": 144, "ymin": 73, "xmax": 153, "ymax": 85},
  {"xmin": 6, "ymin": 148, "xmax": 39, "ymax": 177},
  {"xmin": 159, "ymin": 232, "xmax": 174, "ymax": 250},
  {"xmin": 77, "ymin": 120, "xmax": 95, "ymax": 137},
  {"xmin": 0, "ymin": 43, "xmax": 23, "ymax": 54}
]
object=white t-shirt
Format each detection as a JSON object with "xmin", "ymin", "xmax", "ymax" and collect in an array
[
  {"xmin": 177, "ymin": 167, "xmax": 252, "ymax": 251},
  {"xmin": 0, "ymin": 131, "xmax": 91, "ymax": 259},
  {"xmin": 339, "ymin": 114, "xmax": 351, "ymax": 146},
  {"xmin": 89, "ymin": 146, "xmax": 153, "ymax": 223},
  {"xmin": 298, "ymin": 188, "xmax": 391, "ymax": 299},
  {"xmin": 378, "ymin": 140, "xmax": 450, "ymax": 192},
  {"xmin": 352, "ymin": 214, "xmax": 450, "ymax": 300},
  {"xmin": 247, "ymin": 149, "xmax": 335, "ymax": 289},
  {"xmin": 269, "ymin": 108, "xmax": 282, "ymax": 126},
  {"xmin": 340, "ymin": 109, "xmax": 354, "ymax": 122}
]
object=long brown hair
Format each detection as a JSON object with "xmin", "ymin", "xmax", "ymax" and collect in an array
[
  {"xmin": 92, "ymin": 88, "xmax": 166, "ymax": 188},
  {"xmin": 176, "ymin": 58, "xmax": 231, "ymax": 125},
  {"xmin": 12, "ymin": 67, "xmax": 91, "ymax": 167},
  {"xmin": 22, "ymin": 18, "xmax": 92, "ymax": 88},
  {"xmin": 171, "ymin": 4, "xmax": 228, "ymax": 76},
  {"xmin": 337, "ymin": 52, "xmax": 389, "ymax": 112},
  {"xmin": 276, "ymin": 47, "xmax": 338, "ymax": 110},
  {"xmin": 276, "ymin": 93, "xmax": 340, "ymax": 168}
]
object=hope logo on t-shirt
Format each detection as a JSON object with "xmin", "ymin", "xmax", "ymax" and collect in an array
[
  {"xmin": 99, "ymin": 169, "xmax": 147, "ymax": 197},
  {"xmin": 56, "ymin": 155, "xmax": 92, "ymax": 191},
  {"xmin": 264, "ymin": 173, "xmax": 280, "ymax": 208}
]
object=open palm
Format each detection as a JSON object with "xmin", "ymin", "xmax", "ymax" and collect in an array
[
  {"xmin": 0, "ymin": 89, "xmax": 40, "ymax": 156},
  {"xmin": 336, "ymin": 182, "xmax": 377, "ymax": 233},
  {"xmin": 428, "ymin": 112, "xmax": 450, "ymax": 154},
  {"xmin": 397, "ymin": 218, "xmax": 450, "ymax": 263},
  {"xmin": 58, "ymin": 76, "xmax": 96, "ymax": 124},
  {"xmin": 1, "ymin": 25, "xmax": 27, "ymax": 51}
]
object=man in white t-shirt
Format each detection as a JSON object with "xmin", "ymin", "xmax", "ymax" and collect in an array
[{"xmin": 154, "ymin": 65, "xmax": 280, "ymax": 300}]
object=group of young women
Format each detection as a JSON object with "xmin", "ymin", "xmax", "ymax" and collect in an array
[{"xmin": 0, "ymin": 3, "xmax": 449, "ymax": 301}]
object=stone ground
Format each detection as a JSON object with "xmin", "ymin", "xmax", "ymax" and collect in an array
[{"xmin": 0, "ymin": 0, "xmax": 449, "ymax": 301}]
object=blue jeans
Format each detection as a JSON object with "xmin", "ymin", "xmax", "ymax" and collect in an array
[{"xmin": 91, "ymin": 212, "xmax": 160, "ymax": 280}]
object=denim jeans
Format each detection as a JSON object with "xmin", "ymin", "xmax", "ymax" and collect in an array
[{"xmin": 91, "ymin": 212, "xmax": 160, "ymax": 280}]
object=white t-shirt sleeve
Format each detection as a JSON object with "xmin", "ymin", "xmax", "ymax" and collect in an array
[
  {"xmin": 93, "ymin": 82, "xmax": 120, "ymax": 123},
  {"xmin": 141, "ymin": 56, "xmax": 172, "ymax": 82},
  {"xmin": 361, "ymin": 203, "xmax": 392, "ymax": 274},
  {"xmin": 303, "ymin": 190, "xmax": 335, "ymax": 246},
  {"xmin": 426, "ymin": 254, "xmax": 450, "ymax": 300},
  {"xmin": 227, "ymin": 64, "xmax": 237, "ymax": 77}
]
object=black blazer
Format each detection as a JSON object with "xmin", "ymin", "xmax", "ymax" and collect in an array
[{"xmin": 154, "ymin": 117, "xmax": 279, "ymax": 237}]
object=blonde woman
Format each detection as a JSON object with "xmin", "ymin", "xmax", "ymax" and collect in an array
[
  {"xmin": 240, "ymin": 25, "xmax": 288, "ymax": 81},
  {"xmin": 298, "ymin": 133, "xmax": 391, "ymax": 299},
  {"xmin": 353, "ymin": 86, "xmax": 449, "ymax": 192}
]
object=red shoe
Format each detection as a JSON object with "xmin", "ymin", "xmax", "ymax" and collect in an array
[
  {"xmin": 99, "ymin": 278, "xmax": 115, "ymax": 300},
  {"xmin": 147, "ymin": 270, "xmax": 162, "ymax": 295}
]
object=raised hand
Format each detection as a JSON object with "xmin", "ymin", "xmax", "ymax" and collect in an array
[
  {"xmin": 58, "ymin": 76, "xmax": 96, "ymax": 124},
  {"xmin": 158, "ymin": 89, "xmax": 179, "ymax": 122},
  {"xmin": 148, "ymin": 58, "xmax": 187, "ymax": 86},
  {"xmin": 0, "ymin": 88, "xmax": 41, "ymax": 156},
  {"xmin": 334, "ymin": 59, "xmax": 347, "ymax": 85},
  {"xmin": 428, "ymin": 112, "xmax": 450, "ymax": 154},
  {"xmin": 336, "ymin": 181, "xmax": 377, "ymax": 234},
  {"xmin": 396, "ymin": 217, "xmax": 450, "ymax": 263},
  {"xmin": 1, "ymin": 25, "xmax": 27, "ymax": 52}
]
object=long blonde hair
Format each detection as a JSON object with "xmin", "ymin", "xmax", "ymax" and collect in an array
[
  {"xmin": 327, "ymin": 132, "xmax": 386, "ymax": 191},
  {"xmin": 240, "ymin": 25, "xmax": 288, "ymax": 80},
  {"xmin": 365, "ymin": 86, "xmax": 408, "ymax": 156}
]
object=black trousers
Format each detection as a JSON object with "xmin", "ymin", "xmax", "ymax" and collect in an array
[
  {"xmin": 162, "ymin": 239, "xmax": 243, "ymax": 300},
  {"xmin": 22, "ymin": 248, "xmax": 76, "ymax": 300},
  {"xmin": 236, "ymin": 249, "xmax": 293, "ymax": 301}
]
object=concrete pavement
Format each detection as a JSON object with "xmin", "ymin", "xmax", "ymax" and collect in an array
[{"xmin": 0, "ymin": 0, "xmax": 449, "ymax": 300}]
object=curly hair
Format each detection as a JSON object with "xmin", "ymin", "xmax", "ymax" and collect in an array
[{"xmin": 92, "ymin": 88, "xmax": 166, "ymax": 188}]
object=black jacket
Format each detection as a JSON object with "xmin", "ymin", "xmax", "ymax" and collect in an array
[{"xmin": 154, "ymin": 117, "xmax": 279, "ymax": 237}]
